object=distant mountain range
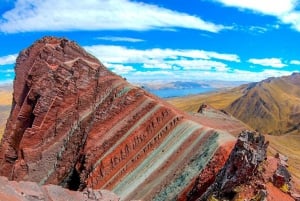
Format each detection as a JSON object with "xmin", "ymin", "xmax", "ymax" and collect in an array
[
  {"xmin": 137, "ymin": 80, "xmax": 247, "ymax": 91},
  {"xmin": 168, "ymin": 72, "xmax": 300, "ymax": 194},
  {"xmin": 227, "ymin": 72, "xmax": 300, "ymax": 135},
  {"xmin": 168, "ymin": 73, "xmax": 300, "ymax": 135}
]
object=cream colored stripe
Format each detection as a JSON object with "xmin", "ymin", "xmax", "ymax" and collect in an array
[{"xmin": 113, "ymin": 120, "xmax": 202, "ymax": 199}]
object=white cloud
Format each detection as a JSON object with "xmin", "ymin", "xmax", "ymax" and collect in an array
[
  {"xmin": 249, "ymin": 26, "xmax": 268, "ymax": 33},
  {"xmin": 84, "ymin": 45, "xmax": 240, "ymax": 64},
  {"xmin": 106, "ymin": 63, "xmax": 136, "ymax": 74},
  {"xmin": 166, "ymin": 59, "xmax": 228, "ymax": 71},
  {"xmin": 228, "ymin": 69, "xmax": 293, "ymax": 81},
  {"xmin": 128, "ymin": 68, "xmax": 294, "ymax": 82},
  {"xmin": 281, "ymin": 12, "xmax": 300, "ymax": 31},
  {"xmin": 142, "ymin": 59, "xmax": 229, "ymax": 71},
  {"xmin": 133, "ymin": 70, "xmax": 174, "ymax": 76},
  {"xmin": 203, "ymin": 51, "xmax": 240, "ymax": 62},
  {"xmin": 0, "ymin": 0, "xmax": 225, "ymax": 33},
  {"xmin": 0, "ymin": 54, "xmax": 17, "ymax": 65},
  {"xmin": 215, "ymin": 0, "xmax": 295, "ymax": 16},
  {"xmin": 130, "ymin": 70, "xmax": 175, "ymax": 81},
  {"xmin": 290, "ymin": 60, "xmax": 300, "ymax": 65},
  {"xmin": 143, "ymin": 62, "xmax": 173, "ymax": 69},
  {"xmin": 96, "ymin": 36, "xmax": 144, "ymax": 43},
  {"xmin": 214, "ymin": 0, "xmax": 300, "ymax": 32},
  {"xmin": 248, "ymin": 58, "xmax": 286, "ymax": 68},
  {"xmin": 0, "ymin": 69, "xmax": 14, "ymax": 73},
  {"xmin": 83, "ymin": 45, "xmax": 241, "ymax": 81}
]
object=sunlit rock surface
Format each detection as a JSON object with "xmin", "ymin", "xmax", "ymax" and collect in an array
[
  {"xmin": 199, "ymin": 131, "xmax": 295, "ymax": 201},
  {"xmin": 0, "ymin": 176, "xmax": 119, "ymax": 201}
]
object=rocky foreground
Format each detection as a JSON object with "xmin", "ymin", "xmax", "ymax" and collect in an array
[
  {"xmin": 0, "ymin": 37, "xmax": 296, "ymax": 200},
  {"xmin": 0, "ymin": 176, "xmax": 119, "ymax": 201}
]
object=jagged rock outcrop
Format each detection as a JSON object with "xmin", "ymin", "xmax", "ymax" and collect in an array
[
  {"xmin": 199, "ymin": 130, "xmax": 268, "ymax": 200},
  {"xmin": 0, "ymin": 37, "xmax": 248, "ymax": 200},
  {"xmin": 273, "ymin": 164, "xmax": 291, "ymax": 189},
  {"xmin": 0, "ymin": 176, "xmax": 119, "ymax": 201},
  {"xmin": 199, "ymin": 130, "xmax": 296, "ymax": 201}
]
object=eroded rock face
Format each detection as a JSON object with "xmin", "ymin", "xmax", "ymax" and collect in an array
[
  {"xmin": 0, "ymin": 176, "xmax": 119, "ymax": 201},
  {"xmin": 198, "ymin": 131, "xmax": 296, "ymax": 201},
  {"xmin": 0, "ymin": 37, "xmax": 247, "ymax": 200},
  {"xmin": 199, "ymin": 130, "xmax": 269, "ymax": 200}
]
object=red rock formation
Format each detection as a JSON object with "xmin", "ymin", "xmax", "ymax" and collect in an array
[
  {"xmin": 0, "ymin": 37, "xmax": 248, "ymax": 200},
  {"xmin": 198, "ymin": 130, "xmax": 295, "ymax": 201},
  {"xmin": 0, "ymin": 176, "xmax": 119, "ymax": 201}
]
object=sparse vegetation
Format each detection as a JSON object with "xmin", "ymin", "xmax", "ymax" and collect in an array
[
  {"xmin": 0, "ymin": 91, "xmax": 12, "ymax": 105},
  {"xmin": 167, "ymin": 87, "xmax": 244, "ymax": 112},
  {"xmin": 280, "ymin": 183, "xmax": 289, "ymax": 193},
  {"xmin": 0, "ymin": 90, "xmax": 12, "ymax": 140}
]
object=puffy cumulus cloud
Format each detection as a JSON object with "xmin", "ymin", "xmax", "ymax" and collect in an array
[
  {"xmin": 214, "ymin": 0, "xmax": 300, "ymax": 32},
  {"xmin": 215, "ymin": 0, "xmax": 295, "ymax": 16},
  {"xmin": 140, "ymin": 58, "xmax": 229, "ymax": 71},
  {"xmin": 96, "ymin": 36, "xmax": 145, "ymax": 43},
  {"xmin": 248, "ymin": 58, "xmax": 286, "ymax": 68},
  {"xmin": 166, "ymin": 59, "xmax": 228, "ymax": 71},
  {"xmin": 142, "ymin": 62, "xmax": 173, "ymax": 69},
  {"xmin": 84, "ymin": 45, "xmax": 240, "ymax": 64},
  {"xmin": 104, "ymin": 63, "xmax": 136, "ymax": 74},
  {"xmin": 0, "ymin": 54, "xmax": 17, "ymax": 65},
  {"xmin": 0, "ymin": 0, "xmax": 225, "ymax": 33},
  {"xmin": 281, "ymin": 12, "xmax": 300, "ymax": 31},
  {"xmin": 83, "ymin": 45, "xmax": 241, "ymax": 81},
  {"xmin": 128, "ymin": 69, "xmax": 294, "ymax": 83},
  {"xmin": 144, "ymin": 70, "xmax": 291, "ymax": 82},
  {"xmin": 130, "ymin": 70, "xmax": 175, "ymax": 81},
  {"xmin": 290, "ymin": 60, "xmax": 300, "ymax": 65}
]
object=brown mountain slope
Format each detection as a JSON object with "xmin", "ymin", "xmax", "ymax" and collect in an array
[
  {"xmin": 227, "ymin": 73, "xmax": 300, "ymax": 135},
  {"xmin": 169, "ymin": 73, "xmax": 300, "ymax": 136},
  {"xmin": 168, "ymin": 73, "xmax": 300, "ymax": 194}
]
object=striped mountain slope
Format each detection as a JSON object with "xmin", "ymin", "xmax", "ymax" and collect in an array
[{"xmin": 0, "ymin": 37, "xmax": 248, "ymax": 200}]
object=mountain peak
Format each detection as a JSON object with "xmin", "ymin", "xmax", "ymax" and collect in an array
[
  {"xmin": 0, "ymin": 37, "xmax": 246, "ymax": 200},
  {"xmin": 227, "ymin": 72, "xmax": 300, "ymax": 135}
]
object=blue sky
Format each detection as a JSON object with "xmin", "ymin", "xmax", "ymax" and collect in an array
[{"xmin": 0, "ymin": 0, "xmax": 300, "ymax": 84}]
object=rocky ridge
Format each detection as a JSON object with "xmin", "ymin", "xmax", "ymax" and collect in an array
[
  {"xmin": 199, "ymin": 130, "xmax": 269, "ymax": 200},
  {"xmin": 199, "ymin": 130, "xmax": 295, "ymax": 201},
  {"xmin": 0, "ymin": 37, "xmax": 248, "ymax": 200}
]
